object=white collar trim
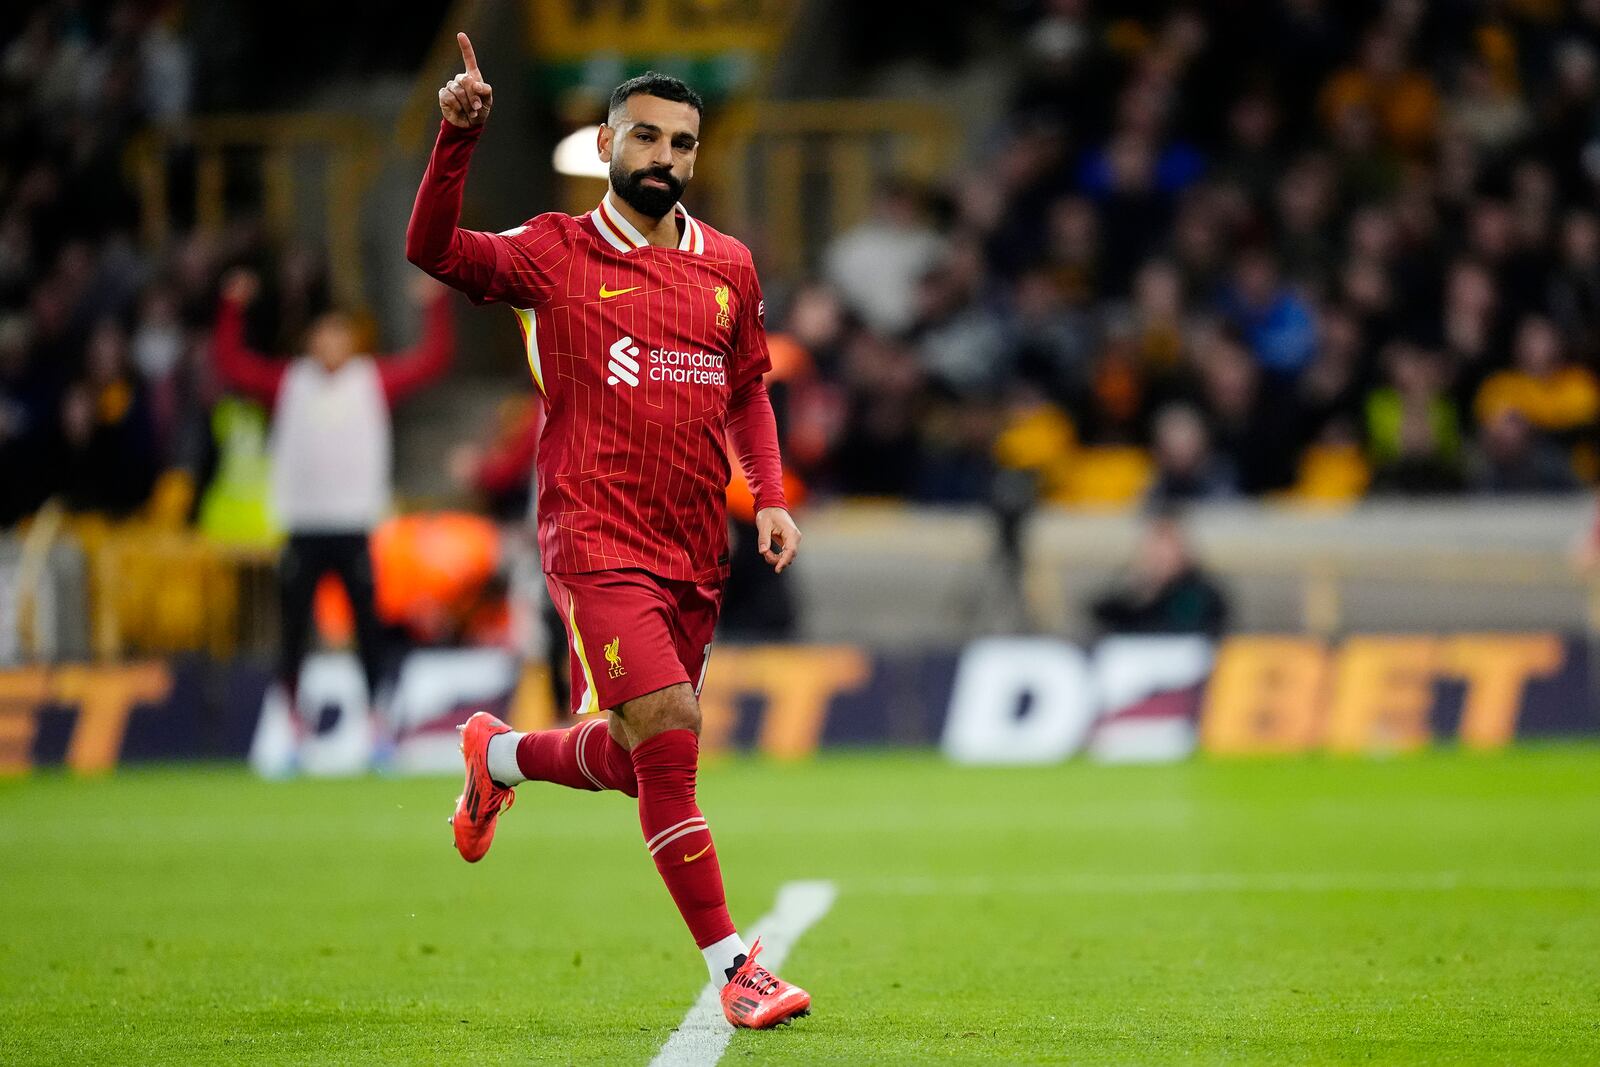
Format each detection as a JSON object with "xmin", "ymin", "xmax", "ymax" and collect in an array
[{"xmin": 591, "ymin": 194, "xmax": 703, "ymax": 254}]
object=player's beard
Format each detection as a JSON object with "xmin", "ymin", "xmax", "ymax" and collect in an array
[{"xmin": 611, "ymin": 160, "xmax": 684, "ymax": 220}]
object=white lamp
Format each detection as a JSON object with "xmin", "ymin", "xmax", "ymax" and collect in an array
[{"xmin": 553, "ymin": 127, "xmax": 609, "ymax": 178}]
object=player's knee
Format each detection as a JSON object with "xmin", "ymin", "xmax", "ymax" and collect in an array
[
  {"xmin": 621, "ymin": 683, "xmax": 701, "ymax": 741},
  {"xmin": 652, "ymin": 688, "xmax": 701, "ymax": 737}
]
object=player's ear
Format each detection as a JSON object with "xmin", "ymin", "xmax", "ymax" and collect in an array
[{"xmin": 597, "ymin": 124, "xmax": 614, "ymax": 164}]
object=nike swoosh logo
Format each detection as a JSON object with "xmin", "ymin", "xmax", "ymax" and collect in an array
[
  {"xmin": 683, "ymin": 843, "xmax": 712, "ymax": 863},
  {"xmin": 599, "ymin": 285, "xmax": 640, "ymax": 299}
]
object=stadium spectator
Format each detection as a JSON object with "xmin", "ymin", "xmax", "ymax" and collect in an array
[
  {"xmin": 0, "ymin": 315, "xmax": 58, "ymax": 526},
  {"xmin": 912, "ymin": 240, "xmax": 1011, "ymax": 397},
  {"xmin": 1080, "ymin": 130, "xmax": 1176, "ymax": 296},
  {"xmin": 1121, "ymin": 257, "xmax": 1189, "ymax": 379},
  {"xmin": 762, "ymin": 282, "xmax": 850, "ymax": 487},
  {"xmin": 1193, "ymin": 330, "xmax": 1300, "ymax": 495},
  {"xmin": 1542, "ymin": 38, "xmax": 1600, "ymax": 201},
  {"xmin": 1474, "ymin": 314, "xmax": 1600, "ymax": 452},
  {"xmin": 829, "ymin": 331, "xmax": 924, "ymax": 497},
  {"xmin": 1010, "ymin": 266, "xmax": 1098, "ymax": 405},
  {"xmin": 58, "ymin": 317, "xmax": 159, "ymax": 517},
  {"xmin": 1445, "ymin": 57, "xmax": 1531, "ymax": 152},
  {"xmin": 1273, "ymin": 154, "xmax": 1340, "ymax": 288},
  {"xmin": 1090, "ymin": 509, "xmax": 1229, "ymax": 638},
  {"xmin": 1213, "ymin": 89, "xmax": 1284, "ymax": 210},
  {"xmin": 1041, "ymin": 194, "xmax": 1102, "ymax": 308},
  {"xmin": 1548, "ymin": 210, "xmax": 1600, "ymax": 363},
  {"xmin": 1147, "ymin": 403, "xmax": 1236, "ymax": 504},
  {"xmin": 1318, "ymin": 26, "xmax": 1440, "ymax": 155},
  {"xmin": 1437, "ymin": 258, "xmax": 1501, "ymax": 410},
  {"xmin": 823, "ymin": 179, "xmax": 946, "ymax": 336},
  {"xmin": 212, "ymin": 269, "xmax": 454, "ymax": 711},
  {"xmin": 1296, "ymin": 305, "xmax": 1365, "ymax": 436},
  {"xmin": 1219, "ymin": 247, "xmax": 1319, "ymax": 380},
  {"xmin": 1467, "ymin": 408, "xmax": 1581, "ymax": 495},
  {"xmin": 1367, "ymin": 342, "xmax": 1463, "ymax": 495},
  {"xmin": 1082, "ymin": 323, "xmax": 1147, "ymax": 445}
]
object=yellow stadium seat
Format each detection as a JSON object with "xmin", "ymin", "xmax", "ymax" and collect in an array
[
  {"xmin": 1286, "ymin": 443, "xmax": 1371, "ymax": 505},
  {"xmin": 1060, "ymin": 446, "xmax": 1154, "ymax": 508},
  {"xmin": 993, "ymin": 404, "xmax": 1078, "ymax": 501}
]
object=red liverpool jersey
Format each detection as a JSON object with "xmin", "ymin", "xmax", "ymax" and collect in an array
[{"xmin": 408, "ymin": 121, "xmax": 785, "ymax": 584}]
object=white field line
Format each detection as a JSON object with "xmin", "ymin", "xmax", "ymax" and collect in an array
[
  {"xmin": 650, "ymin": 880, "xmax": 837, "ymax": 1067},
  {"xmin": 855, "ymin": 871, "xmax": 1600, "ymax": 896}
]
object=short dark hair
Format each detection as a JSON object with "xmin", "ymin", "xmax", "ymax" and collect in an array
[{"xmin": 607, "ymin": 72, "xmax": 704, "ymax": 123}]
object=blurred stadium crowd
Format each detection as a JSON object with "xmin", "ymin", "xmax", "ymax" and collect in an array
[
  {"xmin": 0, "ymin": 4, "xmax": 196, "ymax": 526},
  {"xmin": 0, "ymin": 2, "xmax": 432, "ymax": 533},
  {"xmin": 4, "ymin": 0, "xmax": 1600, "ymax": 538},
  {"xmin": 784, "ymin": 0, "xmax": 1600, "ymax": 506}
]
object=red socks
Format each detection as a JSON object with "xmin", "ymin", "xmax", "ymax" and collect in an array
[
  {"xmin": 630, "ymin": 728, "xmax": 736, "ymax": 949},
  {"xmin": 514, "ymin": 722, "xmax": 735, "ymax": 951},
  {"xmin": 514, "ymin": 718, "xmax": 638, "ymax": 796}
]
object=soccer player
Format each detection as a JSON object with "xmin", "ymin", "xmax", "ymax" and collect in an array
[{"xmin": 405, "ymin": 34, "xmax": 810, "ymax": 1029}]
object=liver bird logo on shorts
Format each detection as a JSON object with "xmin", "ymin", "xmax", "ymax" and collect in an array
[
  {"xmin": 714, "ymin": 285, "xmax": 732, "ymax": 329},
  {"xmin": 604, "ymin": 637, "xmax": 625, "ymax": 678}
]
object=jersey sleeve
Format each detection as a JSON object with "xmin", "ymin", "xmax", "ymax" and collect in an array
[
  {"xmin": 375, "ymin": 292, "xmax": 455, "ymax": 404},
  {"xmin": 727, "ymin": 376, "xmax": 787, "ymax": 512},
  {"xmin": 406, "ymin": 120, "xmax": 568, "ymax": 308},
  {"xmin": 730, "ymin": 260, "xmax": 772, "ymax": 389},
  {"xmin": 211, "ymin": 298, "xmax": 287, "ymax": 404},
  {"xmin": 492, "ymin": 215, "xmax": 572, "ymax": 308}
]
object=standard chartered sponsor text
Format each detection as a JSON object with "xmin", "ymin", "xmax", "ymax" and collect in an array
[{"xmin": 649, "ymin": 346, "xmax": 726, "ymax": 385}]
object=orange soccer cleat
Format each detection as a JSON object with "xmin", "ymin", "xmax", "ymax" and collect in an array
[
  {"xmin": 719, "ymin": 939, "xmax": 812, "ymax": 1029},
  {"xmin": 448, "ymin": 711, "xmax": 515, "ymax": 862}
]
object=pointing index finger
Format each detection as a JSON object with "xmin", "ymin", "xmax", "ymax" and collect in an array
[{"xmin": 457, "ymin": 32, "xmax": 480, "ymax": 77}]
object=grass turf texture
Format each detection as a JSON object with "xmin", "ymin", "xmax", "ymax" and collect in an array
[{"xmin": 2, "ymin": 747, "xmax": 1598, "ymax": 1065}]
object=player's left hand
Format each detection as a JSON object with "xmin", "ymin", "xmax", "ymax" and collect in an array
[{"xmin": 756, "ymin": 507, "xmax": 802, "ymax": 574}]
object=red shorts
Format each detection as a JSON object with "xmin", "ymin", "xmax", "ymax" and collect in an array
[{"xmin": 545, "ymin": 569, "xmax": 723, "ymax": 716}]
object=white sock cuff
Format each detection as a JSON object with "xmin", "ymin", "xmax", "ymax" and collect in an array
[
  {"xmin": 701, "ymin": 931, "xmax": 748, "ymax": 986},
  {"xmin": 485, "ymin": 730, "xmax": 526, "ymax": 786}
]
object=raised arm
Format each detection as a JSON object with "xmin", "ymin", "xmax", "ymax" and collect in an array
[
  {"xmin": 470, "ymin": 401, "xmax": 543, "ymax": 497},
  {"xmin": 212, "ymin": 269, "xmax": 287, "ymax": 405},
  {"xmin": 404, "ymin": 32, "xmax": 510, "ymax": 302},
  {"xmin": 377, "ymin": 276, "xmax": 456, "ymax": 404}
]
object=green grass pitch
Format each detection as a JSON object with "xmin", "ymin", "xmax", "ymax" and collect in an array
[{"xmin": 3, "ymin": 746, "xmax": 1599, "ymax": 1064}]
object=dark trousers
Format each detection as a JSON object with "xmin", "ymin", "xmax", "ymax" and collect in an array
[{"xmin": 277, "ymin": 531, "xmax": 385, "ymax": 701}]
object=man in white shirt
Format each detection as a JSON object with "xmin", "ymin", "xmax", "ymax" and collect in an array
[{"xmin": 213, "ymin": 269, "xmax": 454, "ymax": 711}]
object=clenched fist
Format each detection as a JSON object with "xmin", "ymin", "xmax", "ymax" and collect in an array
[{"xmin": 439, "ymin": 32, "xmax": 493, "ymax": 129}]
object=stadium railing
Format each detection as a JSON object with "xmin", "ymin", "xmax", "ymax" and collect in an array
[
  {"xmin": 3, "ymin": 498, "xmax": 1596, "ymax": 666},
  {"xmin": 125, "ymin": 116, "xmax": 382, "ymax": 309},
  {"xmin": 711, "ymin": 99, "xmax": 957, "ymax": 277}
]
